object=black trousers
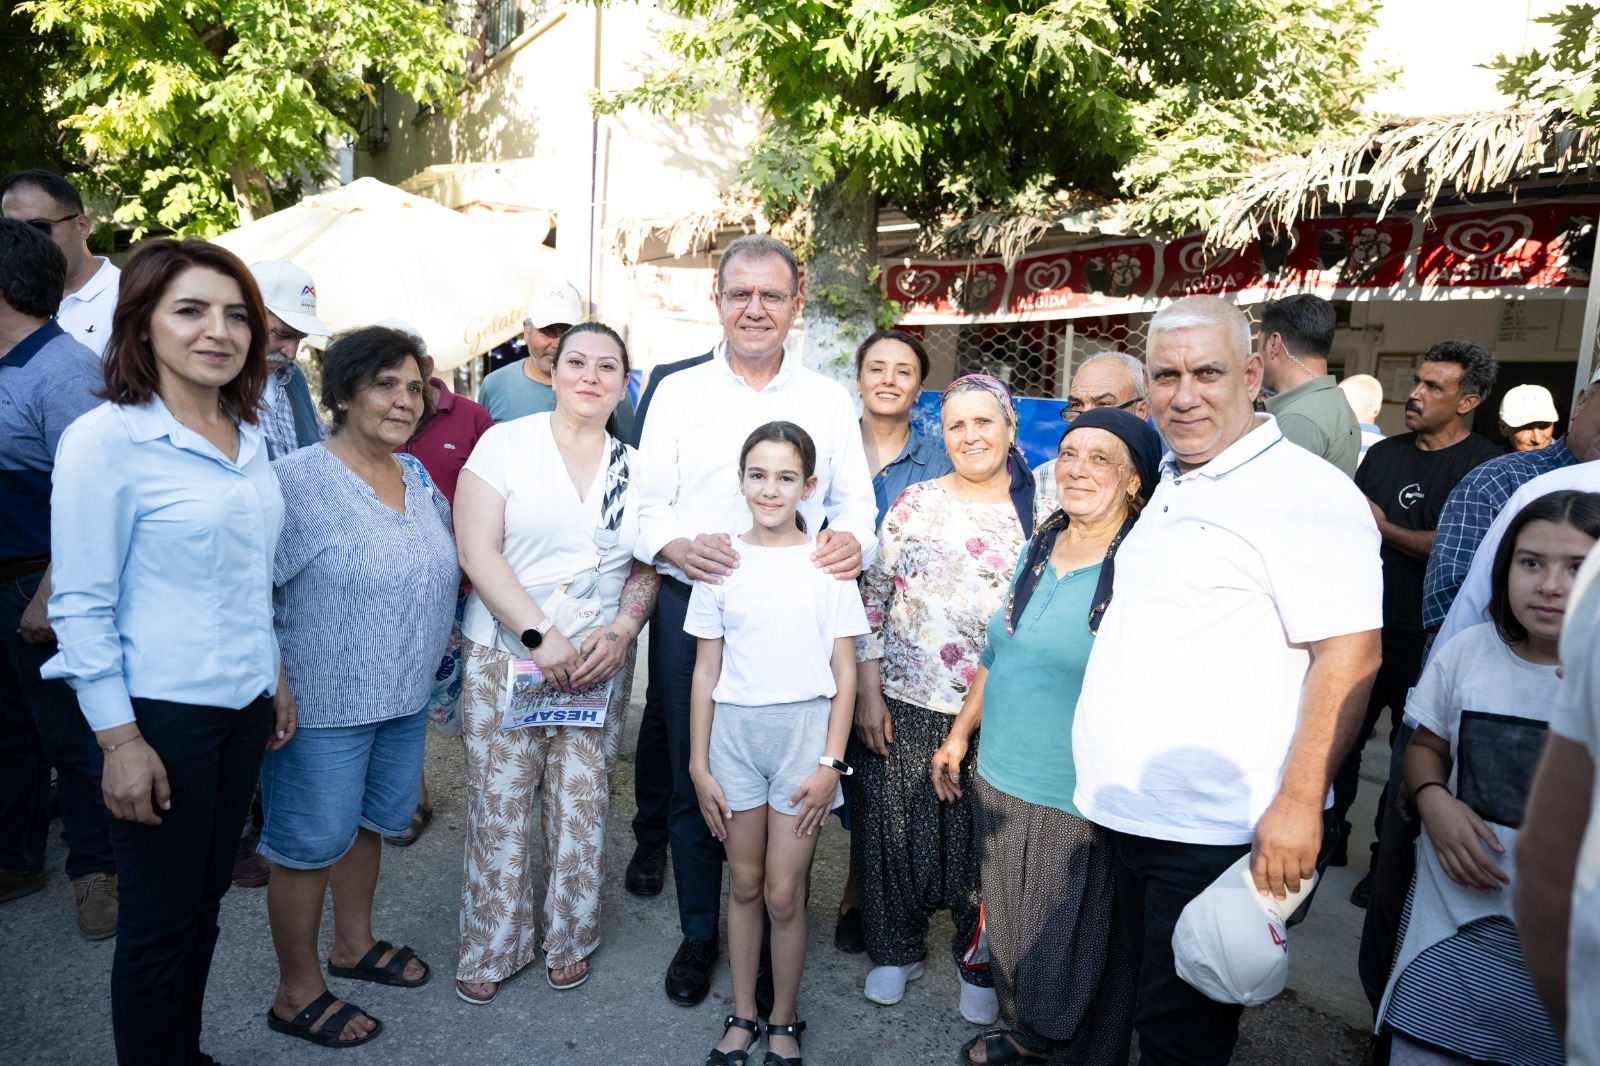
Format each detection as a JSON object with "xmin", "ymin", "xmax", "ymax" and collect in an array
[
  {"xmin": 1113, "ymin": 811, "xmax": 1338, "ymax": 1066},
  {"xmin": 652, "ymin": 579, "xmax": 728, "ymax": 941},
  {"xmin": 0, "ymin": 571, "xmax": 114, "ymax": 879},
  {"xmin": 1330, "ymin": 630, "xmax": 1424, "ymax": 860},
  {"xmin": 96, "ymin": 696, "xmax": 271, "ymax": 1066},
  {"xmin": 631, "ymin": 615, "xmax": 673, "ymax": 851},
  {"xmin": 1358, "ymin": 720, "xmax": 1420, "ymax": 1018}
]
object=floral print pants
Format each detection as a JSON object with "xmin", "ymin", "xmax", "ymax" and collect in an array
[{"xmin": 456, "ymin": 636, "xmax": 635, "ymax": 980}]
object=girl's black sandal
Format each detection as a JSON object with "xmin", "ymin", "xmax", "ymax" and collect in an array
[
  {"xmin": 763, "ymin": 1019, "xmax": 806, "ymax": 1066},
  {"xmin": 707, "ymin": 1015, "xmax": 761, "ymax": 1066}
]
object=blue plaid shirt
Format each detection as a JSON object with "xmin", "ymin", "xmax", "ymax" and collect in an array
[{"xmin": 1421, "ymin": 437, "xmax": 1578, "ymax": 628}]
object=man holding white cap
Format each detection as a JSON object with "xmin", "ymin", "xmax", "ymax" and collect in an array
[
  {"xmin": 476, "ymin": 282, "xmax": 582, "ymax": 424},
  {"xmin": 249, "ymin": 259, "xmax": 330, "ymax": 461},
  {"xmin": 1070, "ymin": 295, "xmax": 1381, "ymax": 1064},
  {"xmin": 1499, "ymin": 383, "xmax": 1560, "ymax": 452}
]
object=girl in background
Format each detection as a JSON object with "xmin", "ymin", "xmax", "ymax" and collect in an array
[
  {"xmin": 688, "ymin": 421, "xmax": 868, "ymax": 1066},
  {"xmin": 1376, "ymin": 490, "xmax": 1600, "ymax": 1066}
]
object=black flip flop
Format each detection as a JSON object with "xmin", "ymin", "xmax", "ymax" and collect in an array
[
  {"xmin": 327, "ymin": 940, "xmax": 430, "ymax": 988},
  {"xmin": 266, "ymin": 990, "xmax": 382, "ymax": 1048},
  {"xmin": 959, "ymin": 1029, "xmax": 1048, "ymax": 1065}
]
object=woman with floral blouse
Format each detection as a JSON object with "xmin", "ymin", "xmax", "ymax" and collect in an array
[{"xmin": 851, "ymin": 374, "xmax": 1031, "ymax": 1023}]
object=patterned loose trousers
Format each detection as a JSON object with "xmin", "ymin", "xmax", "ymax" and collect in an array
[
  {"xmin": 848, "ymin": 696, "xmax": 991, "ymax": 986},
  {"xmin": 456, "ymin": 636, "xmax": 635, "ymax": 980}
]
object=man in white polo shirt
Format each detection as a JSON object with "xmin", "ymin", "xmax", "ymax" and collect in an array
[
  {"xmin": 1071, "ymin": 295, "xmax": 1382, "ymax": 1064},
  {"xmin": 0, "ymin": 169, "xmax": 120, "ymax": 356},
  {"xmin": 632, "ymin": 233, "xmax": 878, "ymax": 1007}
]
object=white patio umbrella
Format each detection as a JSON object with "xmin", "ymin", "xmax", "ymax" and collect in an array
[{"xmin": 212, "ymin": 177, "xmax": 566, "ymax": 371}]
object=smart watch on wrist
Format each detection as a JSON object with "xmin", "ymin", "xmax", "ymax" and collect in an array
[
  {"xmin": 520, "ymin": 617, "xmax": 555, "ymax": 650},
  {"xmin": 819, "ymin": 755, "xmax": 853, "ymax": 776}
]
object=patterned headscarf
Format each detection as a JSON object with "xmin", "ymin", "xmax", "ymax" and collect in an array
[{"xmin": 939, "ymin": 372, "xmax": 1034, "ymax": 537}]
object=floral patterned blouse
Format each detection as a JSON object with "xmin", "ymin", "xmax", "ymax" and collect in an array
[{"xmin": 858, "ymin": 480, "xmax": 1026, "ymax": 714}]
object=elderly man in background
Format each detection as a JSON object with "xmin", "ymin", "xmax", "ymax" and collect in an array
[
  {"xmin": 632, "ymin": 233, "xmax": 878, "ymax": 1007},
  {"xmin": 0, "ymin": 218, "xmax": 117, "ymax": 939},
  {"xmin": 1034, "ymin": 351, "xmax": 1149, "ymax": 523},
  {"xmin": 1071, "ymin": 294, "xmax": 1381, "ymax": 1065},
  {"xmin": 0, "ymin": 169, "xmax": 119, "ymax": 356},
  {"xmin": 1259, "ymin": 294, "xmax": 1361, "ymax": 476},
  {"xmin": 1499, "ymin": 383, "xmax": 1560, "ymax": 452},
  {"xmin": 249, "ymin": 260, "xmax": 330, "ymax": 462},
  {"xmin": 1339, "ymin": 374, "xmax": 1386, "ymax": 460}
]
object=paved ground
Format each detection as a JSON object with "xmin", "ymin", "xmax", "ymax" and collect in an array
[{"xmin": 0, "ymin": 636, "xmax": 1386, "ymax": 1064}]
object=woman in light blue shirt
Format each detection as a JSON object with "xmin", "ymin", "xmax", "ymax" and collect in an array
[
  {"xmin": 260, "ymin": 326, "xmax": 458, "ymax": 1048},
  {"xmin": 45, "ymin": 238, "xmax": 292, "ymax": 1066}
]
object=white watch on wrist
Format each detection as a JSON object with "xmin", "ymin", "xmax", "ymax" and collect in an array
[{"xmin": 819, "ymin": 755, "xmax": 853, "ymax": 776}]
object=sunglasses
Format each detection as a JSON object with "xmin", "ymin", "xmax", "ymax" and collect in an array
[{"xmin": 23, "ymin": 213, "xmax": 80, "ymax": 236}]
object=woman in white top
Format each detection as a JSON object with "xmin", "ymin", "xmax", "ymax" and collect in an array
[{"xmin": 452, "ymin": 322, "xmax": 661, "ymax": 1004}]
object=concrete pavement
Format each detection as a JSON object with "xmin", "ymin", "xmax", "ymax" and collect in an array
[{"xmin": 0, "ymin": 639, "xmax": 1387, "ymax": 1064}]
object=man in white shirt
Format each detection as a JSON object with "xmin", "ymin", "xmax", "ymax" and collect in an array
[
  {"xmin": 1516, "ymin": 545, "xmax": 1600, "ymax": 1062},
  {"xmin": 632, "ymin": 233, "xmax": 878, "ymax": 1006},
  {"xmin": 1071, "ymin": 295, "xmax": 1382, "ymax": 1064},
  {"xmin": 0, "ymin": 170, "xmax": 120, "ymax": 356}
]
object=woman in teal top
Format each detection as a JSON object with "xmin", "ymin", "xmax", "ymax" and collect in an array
[{"xmin": 932, "ymin": 407, "xmax": 1160, "ymax": 1066}]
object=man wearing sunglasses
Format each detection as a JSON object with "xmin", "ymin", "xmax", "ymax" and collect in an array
[
  {"xmin": 0, "ymin": 170, "xmax": 119, "ymax": 357},
  {"xmin": 476, "ymin": 282, "xmax": 584, "ymax": 424}
]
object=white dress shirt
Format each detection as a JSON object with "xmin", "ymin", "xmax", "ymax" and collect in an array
[
  {"xmin": 1431, "ymin": 460, "xmax": 1600, "ymax": 658},
  {"xmin": 633, "ymin": 344, "xmax": 878, "ymax": 582},
  {"xmin": 43, "ymin": 397, "xmax": 284, "ymax": 731},
  {"xmin": 1072, "ymin": 415, "xmax": 1383, "ymax": 845},
  {"xmin": 56, "ymin": 257, "xmax": 120, "ymax": 357}
]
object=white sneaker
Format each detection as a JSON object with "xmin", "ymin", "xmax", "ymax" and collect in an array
[
  {"xmin": 863, "ymin": 961, "xmax": 925, "ymax": 1005},
  {"xmin": 959, "ymin": 975, "xmax": 999, "ymax": 1025}
]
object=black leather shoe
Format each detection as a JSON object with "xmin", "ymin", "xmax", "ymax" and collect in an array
[
  {"xmin": 626, "ymin": 843, "xmax": 668, "ymax": 897},
  {"xmin": 1349, "ymin": 870, "xmax": 1374, "ymax": 909},
  {"xmin": 833, "ymin": 907, "xmax": 866, "ymax": 954},
  {"xmin": 755, "ymin": 949, "xmax": 774, "ymax": 1018},
  {"xmin": 1329, "ymin": 820, "xmax": 1351, "ymax": 868},
  {"xmin": 666, "ymin": 937, "xmax": 718, "ymax": 1005}
]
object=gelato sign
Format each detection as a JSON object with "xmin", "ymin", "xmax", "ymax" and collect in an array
[{"xmin": 1416, "ymin": 203, "xmax": 1596, "ymax": 289}]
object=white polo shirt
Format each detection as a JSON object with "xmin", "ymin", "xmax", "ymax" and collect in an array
[
  {"xmin": 633, "ymin": 344, "xmax": 878, "ymax": 583},
  {"xmin": 57, "ymin": 257, "xmax": 120, "ymax": 357},
  {"xmin": 1072, "ymin": 416, "xmax": 1383, "ymax": 845}
]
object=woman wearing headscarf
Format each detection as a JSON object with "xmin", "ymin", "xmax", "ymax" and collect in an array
[
  {"xmin": 933, "ymin": 408, "xmax": 1160, "ymax": 1066},
  {"xmin": 852, "ymin": 373, "xmax": 1032, "ymax": 1022}
]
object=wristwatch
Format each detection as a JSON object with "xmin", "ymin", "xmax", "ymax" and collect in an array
[
  {"xmin": 520, "ymin": 617, "xmax": 555, "ymax": 650},
  {"xmin": 819, "ymin": 755, "xmax": 853, "ymax": 777}
]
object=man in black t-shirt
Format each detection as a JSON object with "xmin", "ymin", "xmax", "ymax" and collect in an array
[{"xmin": 1346, "ymin": 341, "xmax": 1500, "ymax": 1025}]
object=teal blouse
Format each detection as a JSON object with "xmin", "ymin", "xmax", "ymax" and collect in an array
[{"xmin": 976, "ymin": 559, "xmax": 1100, "ymax": 815}]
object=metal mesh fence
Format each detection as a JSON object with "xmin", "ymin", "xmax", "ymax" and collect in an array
[{"xmin": 904, "ymin": 313, "xmax": 1157, "ymax": 399}]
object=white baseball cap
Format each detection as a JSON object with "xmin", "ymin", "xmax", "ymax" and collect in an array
[
  {"xmin": 524, "ymin": 282, "xmax": 583, "ymax": 330},
  {"xmin": 1499, "ymin": 384, "xmax": 1560, "ymax": 428},
  {"xmin": 249, "ymin": 260, "xmax": 327, "ymax": 337},
  {"xmin": 1172, "ymin": 854, "xmax": 1317, "ymax": 1007}
]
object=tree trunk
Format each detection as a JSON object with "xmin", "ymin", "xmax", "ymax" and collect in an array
[
  {"xmin": 228, "ymin": 162, "xmax": 273, "ymax": 225},
  {"xmin": 801, "ymin": 176, "xmax": 879, "ymax": 391}
]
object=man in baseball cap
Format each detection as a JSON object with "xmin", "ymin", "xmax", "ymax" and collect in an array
[
  {"xmin": 249, "ymin": 260, "xmax": 330, "ymax": 464},
  {"xmin": 475, "ymin": 281, "xmax": 584, "ymax": 424},
  {"xmin": 1499, "ymin": 383, "xmax": 1560, "ymax": 452}
]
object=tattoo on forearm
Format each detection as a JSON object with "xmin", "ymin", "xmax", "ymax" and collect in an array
[{"xmin": 619, "ymin": 564, "xmax": 661, "ymax": 625}]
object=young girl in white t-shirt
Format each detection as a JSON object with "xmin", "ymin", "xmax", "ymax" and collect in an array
[
  {"xmin": 686, "ymin": 421, "xmax": 869, "ymax": 1066},
  {"xmin": 1377, "ymin": 489, "xmax": 1600, "ymax": 1066}
]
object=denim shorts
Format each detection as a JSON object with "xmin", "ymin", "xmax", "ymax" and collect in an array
[
  {"xmin": 257, "ymin": 710, "xmax": 426, "ymax": 870},
  {"xmin": 709, "ymin": 697, "xmax": 842, "ymax": 816}
]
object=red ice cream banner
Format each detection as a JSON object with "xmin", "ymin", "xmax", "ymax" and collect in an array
[
  {"xmin": 1005, "ymin": 241, "xmax": 1159, "ymax": 313},
  {"xmin": 881, "ymin": 200, "xmax": 1595, "ymax": 321},
  {"xmin": 884, "ymin": 261, "xmax": 1009, "ymax": 317},
  {"xmin": 1415, "ymin": 202, "xmax": 1597, "ymax": 289}
]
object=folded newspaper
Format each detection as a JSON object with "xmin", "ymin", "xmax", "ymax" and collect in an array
[{"xmin": 499, "ymin": 660, "xmax": 613, "ymax": 731}]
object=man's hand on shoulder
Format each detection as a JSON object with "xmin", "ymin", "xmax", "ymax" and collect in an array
[
  {"xmin": 662, "ymin": 534, "xmax": 740, "ymax": 584},
  {"xmin": 811, "ymin": 529, "xmax": 862, "ymax": 580}
]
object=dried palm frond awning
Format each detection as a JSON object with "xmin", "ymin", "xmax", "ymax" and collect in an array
[
  {"xmin": 608, "ymin": 188, "xmax": 770, "ymax": 265},
  {"xmin": 921, "ymin": 199, "xmax": 1121, "ymax": 267},
  {"xmin": 1209, "ymin": 105, "xmax": 1600, "ymax": 249}
]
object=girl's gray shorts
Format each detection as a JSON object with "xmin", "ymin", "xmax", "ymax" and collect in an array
[{"xmin": 709, "ymin": 697, "xmax": 843, "ymax": 816}]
